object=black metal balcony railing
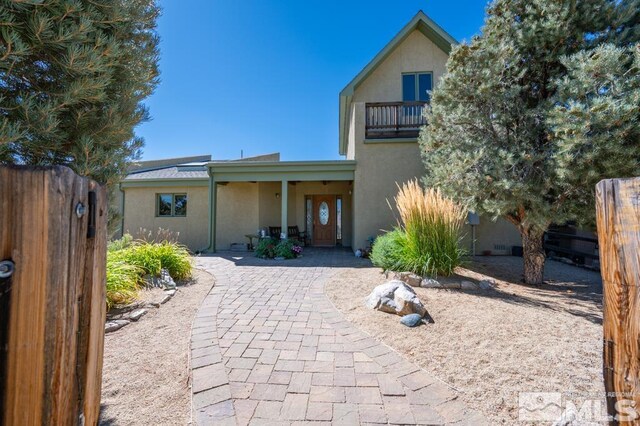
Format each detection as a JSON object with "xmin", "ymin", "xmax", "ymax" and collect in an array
[{"xmin": 365, "ymin": 101, "xmax": 427, "ymax": 139}]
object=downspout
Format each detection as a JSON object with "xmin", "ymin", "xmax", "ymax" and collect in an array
[{"xmin": 197, "ymin": 167, "xmax": 215, "ymax": 253}]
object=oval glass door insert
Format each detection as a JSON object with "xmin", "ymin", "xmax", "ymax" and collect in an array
[{"xmin": 319, "ymin": 201, "xmax": 329, "ymax": 225}]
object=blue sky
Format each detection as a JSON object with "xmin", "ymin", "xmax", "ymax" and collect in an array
[{"xmin": 137, "ymin": 0, "xmax": 489, "ymax": 161}]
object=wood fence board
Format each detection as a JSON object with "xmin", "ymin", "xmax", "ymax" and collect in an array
[
  {"xmin": 0, "ymin": 166, "xmax": 106, "ymax": 426},
  {"xmin": 79, "ymin": 181, "xmax": 107, "ymax": 425},
  {"xmin": 596, "ymin": 177, "xmax": 640, "ymax": 425}
]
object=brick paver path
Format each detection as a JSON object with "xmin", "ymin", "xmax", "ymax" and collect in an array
[{"xmin": 191, "ymin": 249, "xmax": 486, "ymax": 425}]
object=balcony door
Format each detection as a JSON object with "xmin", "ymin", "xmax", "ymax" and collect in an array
[{"xmin": 312, "ymin": 195, "xmax": 336, "ymax": 247}]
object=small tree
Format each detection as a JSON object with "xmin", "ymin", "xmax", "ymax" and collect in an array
[
  {"xmin": 0, "ymin": 0, "xmax": 160, "ymax": 188},
  {"xmin": 420, "ymin": 0, "xmax": 640, "ymax": 284}
]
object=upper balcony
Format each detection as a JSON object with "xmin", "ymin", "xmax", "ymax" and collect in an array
[{"xmin": 365, "ymin": 101, "xmax": 427, "ymax": 139}]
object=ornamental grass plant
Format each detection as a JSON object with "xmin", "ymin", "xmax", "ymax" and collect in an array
[
  {"xmin": 105, "ymin": 234, "xmax": 193, "ymax": 308},
  {"xmin": 371, "ymin": 180, "xmax": 466, "ymax": 277}
]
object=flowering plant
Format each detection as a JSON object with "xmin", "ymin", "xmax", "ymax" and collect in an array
[{"xmin": 256, "ymin": 238, "xmax": 303, "ymax": 259}]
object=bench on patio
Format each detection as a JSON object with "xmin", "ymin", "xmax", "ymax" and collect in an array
[{"xmin": 267, "ymin": 226, "xmax": 307, "ymax": 246}]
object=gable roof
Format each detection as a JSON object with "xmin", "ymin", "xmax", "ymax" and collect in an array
[{"xmin": 338, "ymin": 10, "xmax": 457, "ymax": 155}]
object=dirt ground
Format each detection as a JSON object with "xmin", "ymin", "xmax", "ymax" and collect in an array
[
  {"xmin": 99, "ymin": 269, "xmax": 214, "ymax": 425},
  {"xmin": 325, "ymin": 256, "xmax": 604, "ymax": 425}
]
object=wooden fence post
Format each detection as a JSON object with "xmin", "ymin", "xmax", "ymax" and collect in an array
[
  {"xmin": 0, "ymin": 165, "xmax": 107, "ymax": 425},
  {"xmin": 596, "ymin": 177, "xmax": 640, "ymax": 425}
]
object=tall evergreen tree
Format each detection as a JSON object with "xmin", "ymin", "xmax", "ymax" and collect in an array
[
  {"xmin": 420, "ymin": 0, "xmax": 640, "ymax": 284},
  {"xmin": 0, "ymin": 0, "xmax": 160, "ymax": 188}
]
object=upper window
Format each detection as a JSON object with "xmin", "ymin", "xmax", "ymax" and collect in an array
[
  {"xmin": 402, "ymin": 72, "xmax": 432, "ymax": 102},
  {"xmin": 157, "ymin": 193, "xmax": 187, "ymax": 217}
]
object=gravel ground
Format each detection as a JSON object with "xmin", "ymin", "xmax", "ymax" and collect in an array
[
  {"xmin": 324, "ymin": 256, "xmax": 604, "ymax": 424},
  {"xmin": 99, "ymin": 269, "xmax": 214, "ymax": 425}
]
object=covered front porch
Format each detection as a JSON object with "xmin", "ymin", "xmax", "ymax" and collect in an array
[{"xmin": 206, "ymin": 160, "xmax": 356, "ymax": 252}]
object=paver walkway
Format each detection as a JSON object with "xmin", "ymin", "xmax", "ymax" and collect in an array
[{"xmin": 191, "ymin": 249, "xmax": 486, "ymax": 425}]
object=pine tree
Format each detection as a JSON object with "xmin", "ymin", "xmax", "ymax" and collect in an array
[
  {"xmin": 420, "ymin": 0, "xmax": 640, "ymax": 284},
  {"xmin": 0, "ymin": 0, "xmax": 160, "ymax": 188}
]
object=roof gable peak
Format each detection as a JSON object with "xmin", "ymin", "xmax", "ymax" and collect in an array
[{"xmin": 339, "ymin": 10, "xmax": 456, "ymax": 99}]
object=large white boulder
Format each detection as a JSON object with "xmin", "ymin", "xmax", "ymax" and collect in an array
[{"xmin": 365, "ymin": 280, "xmax": 427, "ymax": 317}]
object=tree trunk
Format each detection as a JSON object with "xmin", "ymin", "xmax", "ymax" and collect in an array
[{"xmin": 522, "ymin": 228, "xmax": 545, "ymax": 285}]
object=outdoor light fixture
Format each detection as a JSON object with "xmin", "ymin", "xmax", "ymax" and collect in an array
[{"xmin": 275, "ymin": 193, "xmax": 280, "ymax": 199}]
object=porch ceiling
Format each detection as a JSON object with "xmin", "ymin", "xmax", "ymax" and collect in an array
[{"xmin": 207, "ymin": 160, "xmax": 356, "ymax": 182}]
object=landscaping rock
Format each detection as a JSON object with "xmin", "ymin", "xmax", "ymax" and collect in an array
[
  {"xmin": 441, "ymin": 281, "xmax": 461, "ymax": 289},
  {"xmin": 164, "ymin": 289, "xmax": 176, "ymax": 297},
  {"xmin": 478, "ymin": 279, "xmax": 495, "ymax": 290},
  {"xmin": 144, "ymin": 268, "xmax": 177, "ymax": 289},
  {"xmin": 105, "ymin": 319, "xmax": 130, "ymax": 333},
  {"xmin": 393, "ymin": 271, "xmax": 423, "ymax": 287},
  {"xmin": 420, "ymin": 278, "xmax": 442, "ymax": 288},
  {"xmin": 460, "ymin": 280, "xmax": 479, "ymax": 290},
  {"xmin": 400, "ymin": 313, "xmax": 424, "ymax": 327},
  {"xmin": 160, "ymin": 269, "xmax": 176, "ymax": 289},
  {"xmin": 129, "ymin": 308, "xmax": 147, "ymax": 321},
  {"xmin": 160, "ymin": 294, "xmax": 172, "ymax": 304},
  {"xmin": 365, "ymin": 280, "xmax": 427, "ymax": 317}
]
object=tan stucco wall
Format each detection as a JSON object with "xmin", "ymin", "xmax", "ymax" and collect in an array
[
  {"xmin": 122, "ymin": 185, "xmax": 209, "ymax": 251},
  {"xmin": 348, "ymin": 29, "xmax": 449, "ymax": 248},
  {"xmin": 215, "ymin": 182, "xmax": 259, "ymax": 249},
  {"xmin": 460, "ymin": 217, "xmax": 522, "ymax": 256},
  {"xmin": 347, "ymin": 28, "xmax": 522, "ymax": 252},
  {"xmin": 352, "ymin": 103, "xmax": 424, "ymax": 249},
  {"xmin": 258, "ymin": 182, "xmax": 282, "ymax": 228},
  {"xmin": 351, "ymin": 30, "xmax": 449, "ymax": 105}
]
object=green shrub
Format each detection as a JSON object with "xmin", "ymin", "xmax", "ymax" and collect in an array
[
  {"xmin": 255, "ymin": 238, "xmax": 277, "ymax": 258},
  {"xmin": 370, "ymin": 229, "xmax": 406, "ymax": 272},
  {"xmin": 118, "ymin": 243, "xmax": 162, "ymax": 276},
  {"xmin": 106, "ymin": 253, "xmax": 142, "ymax": 309},
  {"xmin": 108, "ymin": 233, "xmax": 133, "ymax": 252},
  {"xmin": 255, "ymin": 238, "xmax": 303, "ymax": 259},
  {"xmin": 144, "ymin": 241, "xmax": 192, "ymax": 280},
  {"xmin": 275, "ymin": 239, "xmax": 296, "ymax": 259},
  {"xmin": 105, "ymin": 240, "xmax": 193, "ymax": 308},
  {"xmin": 119, "ymin": 241, "xmax": 192, "ymax": 280}
]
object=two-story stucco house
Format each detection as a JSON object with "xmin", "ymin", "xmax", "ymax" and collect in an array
[{"xmin": 119, "ymin": 11, "xmax": 521, "ymax": 254}]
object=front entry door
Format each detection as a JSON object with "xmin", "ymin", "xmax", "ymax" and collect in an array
[{"xmin": 312, "ymin": 195, "xmax": 336, "ymax": 246}]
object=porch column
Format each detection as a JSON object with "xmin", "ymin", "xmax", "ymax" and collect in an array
[
  {"xmin": 281, "ymin": 179, "xmax": 288, "ymax": 239},
  {"xmin": 209, "ymin": 175, "xmax": 217, "ymax": 252}
]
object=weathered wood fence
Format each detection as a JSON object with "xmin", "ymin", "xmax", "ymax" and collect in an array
[
  {"xmin": 0, "ymin": 165, "xmax": 107, "ymax": 425},
  {"xmin": 596, "ymin": 177, "xmax": 640, "ymax": 425}
]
